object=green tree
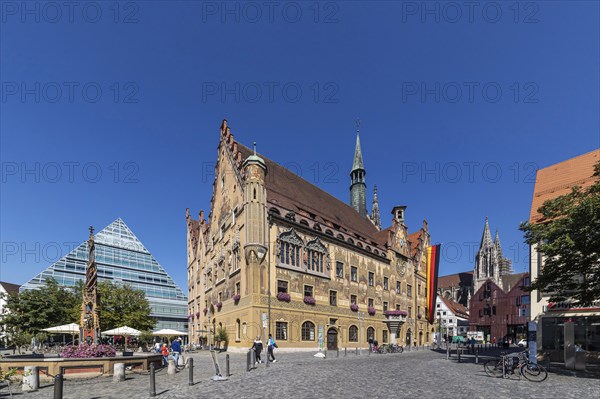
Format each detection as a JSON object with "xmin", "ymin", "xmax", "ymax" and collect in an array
[
  {"xmin": 96, "ymin": 281, "xmax": 155, "ymax": 331},
  {"xmin": 1, "ymin": 279, "xmax": 79, "ymax": 344},
  {"xmin": 520, "ymin": 161, "xmax": 600, "ymax": 306}
]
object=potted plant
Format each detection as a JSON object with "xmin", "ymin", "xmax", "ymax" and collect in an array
[
  {"xmin": 195, "ymin": 311, "xmax": 200, "ymax": 318},
  {"xmin": 350, "ymin": 304, "xmax": 359, "ymax": 312},
  {"xmin": 233, "ymin": 294, "xmax": 241, "ymax": 304},
  {"xmin": 384, "ymin": 309, "xmax": 408, "ymax": 317},
  {"xmin": 304, "ymin": 296, "xmax": 316, "ymax": 305},
  {"xmin": 367, "ymin": 306, "xmax": 376, "ymax": 316},
  {"xmin": 216, "ymin": 302, "xmax": 223, "ymax": 311},
  {"xmin": 277, "ymin": 292, "xmax": 291, "ymax": 302}
]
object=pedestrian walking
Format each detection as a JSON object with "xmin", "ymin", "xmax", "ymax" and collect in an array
[
  {"xmin": 368, "ymin": 337, "xmax": 374, "ymax": 352},
  {"xmin": 267, "ymin": 334, "xmax": 277, "ymax": 362},
  {"xmin": 171, "ymin": 338, "xmax": 181, "ymax": 367},
  {"xmin": 153, "ymin": 341, "xmax": 161, "ymax": 353},
  {"xmin": 252, "ymin": 336, "xmax": 263, "ymax": 364},
  {"xmin": 161, "ymin": 343, "xmax": 169, "ymax": 366}
]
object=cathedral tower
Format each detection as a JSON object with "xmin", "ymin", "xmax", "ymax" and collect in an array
[{"xmin": 350, "ymin": 130, "xmax": 367, "ymax": 218}]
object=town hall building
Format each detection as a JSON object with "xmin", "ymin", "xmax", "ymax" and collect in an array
[{"xmin": 186, "ymin": 120, "xmax": 435, "ymax": 350}]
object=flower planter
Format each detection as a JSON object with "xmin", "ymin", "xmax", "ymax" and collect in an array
[
  {"xmin": 202, "ymin": 308, "xmax": 207, "ymax": 316},
  {"xmin": 367, "ymin": 307, "xmax": 376, "ymax": 316},
  {"xmin": 350, "ymin": 304, "xmax": 359, "ymax": 312},
  {"xmin": 216, "ymin": 302, "xmax": 223, "ymax": 311},
  {"xmin": 233, "ymin": 294, "xmax": 241, "ymax": 304},
  {"xmin": 304, "ymin": 296, "xmax": 316, "ymax": 305},
  {"xmin": 277, "ymin": 292, "xmax": 291, "ymax": 302}
]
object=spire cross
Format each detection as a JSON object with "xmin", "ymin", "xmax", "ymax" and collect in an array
[
  {"xmin": 253, "ymin": 141, "xmax": 257, "ymax": 155},
  {"xmin": 355, "ymin": 118, "xmax": 361, "ymax": 132}
]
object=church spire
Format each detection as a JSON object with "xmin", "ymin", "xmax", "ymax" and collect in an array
[
  {"xmin": 494, "ymin": 229, "xmax": 502, "ymax": 256},
  {"xmin": 370, "ymin": 185, "xmax": 381, "ymax": 230},
  {"xmin": 480, "ymin": 216, "xmax": 493, "ymax": 249},
  {"xmin": 350, "ymin": 119, "xmax": 367, "ymax": 217}
]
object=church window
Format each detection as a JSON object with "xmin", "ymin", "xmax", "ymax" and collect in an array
[
  {"xmin": 301, "ymin": 321, "xmax": 315, "ymax": 341},
  {"xmin": 349, "ymin": 325, "xmax": 358, "ymax": 342},
  {"xmin": 278, "ymin": 229, "xmax": 303, "ymax": 268}
]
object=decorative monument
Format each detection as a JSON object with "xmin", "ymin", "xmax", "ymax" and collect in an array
[{"xmin": 80, "ymin": 226, "xmax": 100, "ymax": 344}]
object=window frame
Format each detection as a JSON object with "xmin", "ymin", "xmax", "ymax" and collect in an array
[
  {"xmin": 349, "ymin": 325, "xmax": 358, "ymax": 342},
  {"xmin": 329, "ymin": 290, "xmax": 337, "ymax": 306},
  {"xmin": 301, "ymin": 321, "xmax": 315, "ymax": 341}
]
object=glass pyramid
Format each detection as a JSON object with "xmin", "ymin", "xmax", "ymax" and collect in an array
[{"xmin": 21, "ymin": 218, "xmax": 188, "ymax": 332}]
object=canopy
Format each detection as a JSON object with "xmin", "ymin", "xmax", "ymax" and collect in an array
[
  {"xmin": 43, "ymin": 323, "xmax": 80, "ymax": 334},
  {"xmin": 101, "ymin": 326, "xmax": 141, "ymax": 336},
  {"xmin": 152, "ymin": 328, "xmax": 186, "ymax": 336}
]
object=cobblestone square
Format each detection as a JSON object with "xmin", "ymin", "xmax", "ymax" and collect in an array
[{"xmin": 8, "ymin": 349, "xmax": 599, "ymax": 399}]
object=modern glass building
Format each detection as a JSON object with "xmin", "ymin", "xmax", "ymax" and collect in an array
[{"xmin": 21, "ymin": 218, "xmax": 188, "ymax": 332}]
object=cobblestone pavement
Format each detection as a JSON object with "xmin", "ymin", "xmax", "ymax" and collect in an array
[{"xmin": 7, "ymin": 348, "xmax": 599, "ymax": 399}]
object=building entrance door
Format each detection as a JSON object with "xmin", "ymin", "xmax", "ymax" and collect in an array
[{"xmin": 327, "ymin": 328, "xmax": 338, "ymax": 350}]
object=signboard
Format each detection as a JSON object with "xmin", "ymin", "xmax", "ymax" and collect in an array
[
  {"xmin": 262, "ymin": 313, "xmax": 267, "ymax": 329},
  {"xmin": 544, "ymin": 300, "xmax": 600, "ymax": 312},
  {"xmin": 467, "ymin": 331, "xmax": 484, "ymax": 342},
  {"xmin": 318, "ymin": 325, "xmax": 324, "ymax": 351}
]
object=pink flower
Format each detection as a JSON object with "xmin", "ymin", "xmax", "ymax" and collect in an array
[{"xmin": 350, "ymin": 304, "xmax": 359, "ymax": 312}]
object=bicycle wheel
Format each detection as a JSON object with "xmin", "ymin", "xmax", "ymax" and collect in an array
[
  {"xmin": 484, "ymin": 359, "xmax": 503, "ymax": 378},
  {"xmin": 398, "ymin": 346, "xmax": 404, "ymax": 353},
  {"xmin": 521, "ymin": 363, "xmax": 548, "ymax": 382}
]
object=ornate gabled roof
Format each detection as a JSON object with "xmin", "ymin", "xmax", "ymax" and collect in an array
[
  {"xmin": 351, "ymin": 133, "xmax": 365, "ymax": 172},
  {"xmin": 408, "ymin": 231, "xmax": 422, "ymax": 258}
]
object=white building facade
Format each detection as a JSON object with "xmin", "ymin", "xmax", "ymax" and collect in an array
[{"xmin": 436, "ymin": 296, "xmax": 469, "ymax": 338}]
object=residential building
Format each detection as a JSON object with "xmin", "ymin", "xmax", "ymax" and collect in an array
[
  {"xmin": 0, "ymin": 281, "xmax": 20, "ymax": 346},
  {"xmin": 436, "ymin": 296, "xmax": 469, "ymax": 338},
  {"xmin": 528, "ymin": 149, "xmax": 600, "ymax": 362},
  {"xmin": 21, "ymin": 218, "xmax": 188, "ymax": 332},
  {"xmin": 186, "ymin": 120, "xmax": 435, "ymax": 350}
]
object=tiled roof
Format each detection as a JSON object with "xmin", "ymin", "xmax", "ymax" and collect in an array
[
  {"xmin": 408, "ymin": 231, "xmax": 422, "ymax": 258},
  {"xmin": 0, "ymin": 281, "xmax": 21, "ymax": 294},
  {"xmin": 439, "ymin": 296, "xmax": 469, "ymax": 318},
  {"xmin": 530, "ymin": 149, "xmax": 600, "ymax": 224},
  {"xmin": 437, "ymin": 271, "xmax": 473, "ymax": 289},
  {"xmin": 501, "ymin": 272, "xmax": 527, "ymax": 293}
]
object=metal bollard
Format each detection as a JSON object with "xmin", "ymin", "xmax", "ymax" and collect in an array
[
  {"xmin": 324, "ymin": 349, "xmax": 327, "ymax": 359},
  {"xmin": 149, "ymin": 363, "xmax": 156, "ymax": 397},
  {"xmin": 188, "ymin": 358, "xmax": 194, "ymax": 386},
  {"xmin": 337, "ymin": 348, "xmax": 339, "ymax": 357},
  {"xmin": 475, "ymin": 350, "xmax": 479, "ymax": 364},
  {"xmin": 344, "ymin": 347, "xmax": 347, "ymax": 357},
  {"xmin": 458, "ymin": 349, "xmax": 461, "ymax": 363},
  {"xmin": 53, "ymin": 374, "xmax": 63, "ymax": 399},
  {"xmin": 446, "ymin": 345, "xmax": 450, "ymax": 360},
  {"xmin": 502, "ymin": 356, "xmax": 506, "ymax": 379},
  {"xmin": 226, "ymin": 354, "xmax": 230, "ymax": 376},
  {"xmin": 246, "ymin": 351, "xmax": 252, "ymax": 372}
]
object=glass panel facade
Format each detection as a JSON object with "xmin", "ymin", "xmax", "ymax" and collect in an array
[{"xmin": 20, "ymin": 218, "xmax": 188, "ymax": 332}]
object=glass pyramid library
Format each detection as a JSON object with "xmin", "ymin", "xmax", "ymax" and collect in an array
[{"xmin": 21, "ymin": 218, "xmax": 188, "ymax": 332}]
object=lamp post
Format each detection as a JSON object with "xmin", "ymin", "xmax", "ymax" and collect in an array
[{"xmin": 358, "ymin": 312, "xmax": 365, "ymax": 355}]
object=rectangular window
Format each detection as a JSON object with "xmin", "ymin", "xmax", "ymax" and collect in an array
[
  {"xmin": 368, "ymin": 272, "xmax": 374, "ymax": 286},
  {"xmin": 351, "ymin": 266, "xmax": 358, "ymax": 282},
  {"xmin": 368, "ymin": 298, "xmax": 374, "ymax": 308},
  {"xmin": 383, "ymin": 277, "xmax": 389, "ymax": 291},
  {"xmin": 218, "ymin": 292, "xmax": 222, "ymax": 303},
  {"xmin": 418, "ymin": 284, "xmax": 421, "ymax": 296},
  {"xmin": 396, "ymin": 282, "xmax": 401, "ymax": 294},
  {"xmin": 350, "ymin": 295, "xmax": 357, "ymax": 305},
  {"xmin": 417, "ymin": 306, "xmax": 421, "ymax": 317},
  {"xmin": 235, "ymin": 282, "xmax": 240, "ymax": 296},
  {"xmin": 276, "ymin": 322, "xmax": 288, "ymax": 341},
  {"xmin": 407, "ymin": 284, "xmax": 412, "ymax": 297},
  {"xmin": 382, "ymin": 330, "xmax": 388, "ymax": 343},
  {"xmin": 408, "ymin": 306, "xmax": 412, "ymax": 318},
  {"xmin": 383, "ymin": 302, "xmax": 388, "ymax": 312},
  {"xmin": 336, "ymin": 261, "xmax": 344, "ymax": 278},
  {"xmin": 521, "ymin": 295, "xmax": 530, "ymax": 305},
  {"xmin": 304, "ymin": 285, "xmax": 313, "ymax": 298},
  {"xmin": 396, "ymin": 304, "xmax": 400, "ymax": 311},
  {"xmin": 330, "ymin": 290, "xmax": 337, "ymax": 306},
  {"xmin": 277, "ymin": 280, "xmax": 288, "ymax": 294},
  {"xmin": 492, "ymin": 305, "xmax": 497, "ymax": 315}
]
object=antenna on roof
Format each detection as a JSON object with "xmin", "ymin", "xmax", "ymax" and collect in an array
[{"xmin": 253, "ymin": 141, "xmax": 257, "ymax": 155}]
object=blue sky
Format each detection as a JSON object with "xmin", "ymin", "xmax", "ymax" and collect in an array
[{"xmin": 1, "ymin": 1, "xmax": 599, "ymax": 292}]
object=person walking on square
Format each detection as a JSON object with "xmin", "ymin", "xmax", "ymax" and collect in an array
[
  {"xmin": 252, "ymin": 336, "xmax": 263, "ymax": 364},
  {"xmin": 161, "ymin": 343, "xmax": 169, "ymax": 366},
  {"xmin": 267, "ymin": 334, "xmax": 277, "ymax": 362},
  {"xmin": 171, "ymin": 338, "xmax": 181, "ymax": 367},
  {"xmin": 154, "ymin": 341, "xmax": 161, "ymax": 354}
]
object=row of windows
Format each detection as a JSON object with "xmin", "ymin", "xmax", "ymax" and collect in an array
[
  {"xmin": 274, "ymin": 321, "xmax": 389, "ymax": 343},
  {"xmin": 335, "ymin": 262, "xmax": 425, "ymax": 297}
]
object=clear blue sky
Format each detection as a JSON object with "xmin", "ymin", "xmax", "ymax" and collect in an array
[{"xmin": 1, "ymin": 1, "xmax": 599, "ymax": 292}]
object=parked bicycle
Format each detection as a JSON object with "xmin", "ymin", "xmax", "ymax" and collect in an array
[
  {"xmin": 484, "ymin": 350, "xmax": 548, "ymax": 382},
  {"xmin": 376, "ymin": 344, "xmax": 404, "ymax": 354}
]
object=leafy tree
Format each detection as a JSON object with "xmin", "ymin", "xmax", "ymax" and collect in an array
[
  {"xmin": 520, "ymin": 161, "xmax": 600, "ymax": 306},
  {"xmin": 1, "ymin": 279, "xmax": 79, "ymax": 344},
  {"xmin": 96, "ymin": 281, "xmax": 155, "ymax": 331}
]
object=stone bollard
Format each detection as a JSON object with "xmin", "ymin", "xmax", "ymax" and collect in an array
[
  {"xmin": 167, "ymin": 359, "xmax": 177, "ymax": 375},
  {"xmin": 251, "ymin": 350, "xmax": 256, "ymax": 369},
  {"xmin": 113, "ymin": 363, "xmax": 125, "ymax": 382},
  {"xmin": 344, "ymin": 347, "xmax": 347, "ymax": 357},
  {"xmin": 226, "ymin": 354, "xmax": 230, "ymax": 376},
  {"xmin": 188, "ymin": 358, "xmax": 194, "ymax": 386},
  {"xmin": 475, "ymin": 350, "xmax": 479, "ymax": 364},
  {"xmin": 446, "ymin": 345, "xmax": 450, "ymax": 360},
  {"xmin": 54, "ymin": 374, "xmax": 63, "ymax": 399},
  {"xmin": 23, "ymin": 366, "xmax": 40, "ymax": 392},
  {"xmin": 149, "ymin": 363, "xmax": 156, "ymax": 397}
]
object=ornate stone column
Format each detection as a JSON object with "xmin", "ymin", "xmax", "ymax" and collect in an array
[{"xmin": 383, "ymin": 311, "xmax": 407, "ymax": 344}]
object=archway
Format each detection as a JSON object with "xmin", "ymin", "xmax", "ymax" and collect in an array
[{"xmin": 327, "ymin": 327, "xmax": 338, "ymax": 350}]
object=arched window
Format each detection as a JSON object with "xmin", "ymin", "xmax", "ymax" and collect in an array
[
  {"xmin": 366, "ymin": 327, "xmax": 375, "ymax": 342},
  {"xmin": 306, "ymin": 237, "xmax": 328, "ymax": 273},
  {"xmin": 301, "ymin": 321, "xmax": 315, "ymax": 341},
  {"xmin": 349, "ymin": 325, "xmax": 358, "ymax": 342},
  {"xmin": 278, "ymin": 229, "xmax": 303, "ymax": 267}
]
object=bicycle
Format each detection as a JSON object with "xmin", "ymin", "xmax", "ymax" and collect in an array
[{"xmin": 484, "ymin": 350, "xmax": 548, "ymax": 382}]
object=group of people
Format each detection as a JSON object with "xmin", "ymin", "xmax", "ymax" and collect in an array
[
  {"xmin": 251, "ymin": 334, "xmax": 277, "ymax": 364},
  {"xmin": 154, "ymin": 338, "xmax": 183, "ymax": 367}
]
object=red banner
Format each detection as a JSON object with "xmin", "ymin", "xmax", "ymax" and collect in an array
[{"xmin": 426, "ymin": 244, "xmax": 441, "ymax": 325}]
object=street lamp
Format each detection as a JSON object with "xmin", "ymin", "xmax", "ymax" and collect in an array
[{"xmin": 358, "ymin": 312, "xmax": 365, "ymax": 355}]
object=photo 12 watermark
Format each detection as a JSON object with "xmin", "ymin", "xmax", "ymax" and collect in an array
[
  {"xmin": 1, "ymin": 1, "xmax": 141, "ymax": 24},
  {"xmin": 201, "ymin": 81, "xmax": 340, "ymax": 104},
  {"xmin": 400, "ymin": 161, "xmax": 539, "ymax": 184},
  {"xmin": 1, "ymin": 82, "xmax": 140, "ymax": 104},
  {"xmin": 441, "ymin": 240, "xmax": 531, "ymax": 266},
  {"xmin": 1, "ymin": 161, "xmax": 140, "ymax": 184},
  {"xmin": 400, "ymin": 1, "xmax": 540, "ymax": 24},
  {"xmin": 200, "ymin": 1, "xmax": 340, "ymax": 24},
  {"xmin": 401, "ymin": 82, "xmax": 540, "ymax": 104}
]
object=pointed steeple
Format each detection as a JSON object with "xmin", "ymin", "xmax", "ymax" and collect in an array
[
  {"xmin": 350, "ymin": 119, "xmax": 367, "ymax": 218},
  {"xmin": 480, "ymin": 216, "xmax": 493, "ymax": 249},
  {"xmin": 370, "ymin": 185, "xmax": 381, "ymax": 230},
  {"xmin": 352, "ymin": 132, "xmax": 365, "ymax": 172},
  {"xmin": 494, "ymin": 229, "xmax": 502, "ymax": 257}
]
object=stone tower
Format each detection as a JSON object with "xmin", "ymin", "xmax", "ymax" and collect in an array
[
  {"xmin": 243, "ymin": 143, "xmax": 268, "ymax": 295},
  {"xmin": 350, "ymin": 132, "xmax": 367, "ymax": 217},
  {"xmin": 473, "ymin": 217, "xmax": 511, "ymax": 293},
  {"xmin": 370, "ymin": 185, "xmax": 381, "ymax": 230}
]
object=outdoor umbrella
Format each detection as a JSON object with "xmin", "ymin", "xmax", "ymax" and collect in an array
[
  {"xmin": 152, "ymin": 328, "xmax": 186, "ymax": 336},
  {"xmin": 101, "ymin": 326, "xmax": 141, "ymax": 350},
  {"xmin": 43, "ymin": 322, "xmax": 81, "ymax": 345}
]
